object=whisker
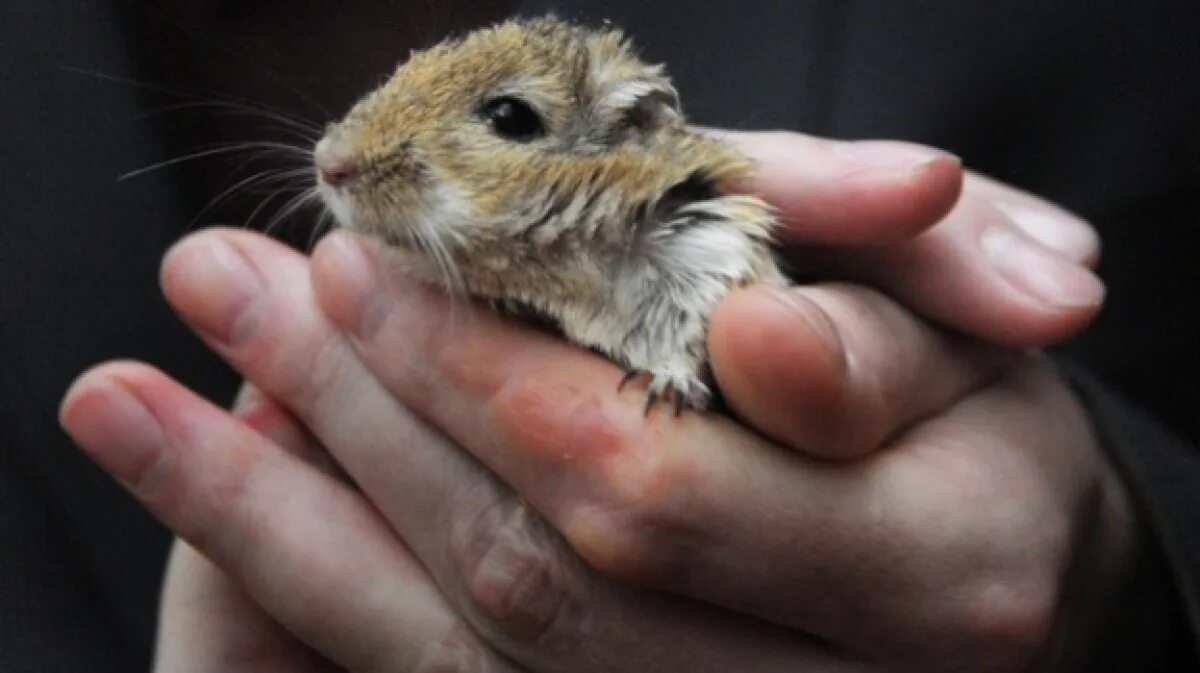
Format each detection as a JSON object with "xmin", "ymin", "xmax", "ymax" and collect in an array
[
  {"xmin": 417, "ymin": 215, "xmax": 465, "ymax": 299},
  {"xmin": 189, "ymin": 168, "xmax": 282, "ymax": 231},
  {"xmin": 135, "ymin": 101, "xmax": 323, "ymax": 141},
  {"xmin": 245, "ymin": 184, "xmax": 300, "ymax": 229},
  {"xmin": 126, "ymin": 6, "xmax": 334, "ymax": 121},
  {"xmin": 59, "ymin": 66, "xmax": 323, "ymax": 133},
  {"xmin": 118, "ymin": 141, "xmax": 313, "ymax": 181},
  {"xmin": 430, "ymin": 232, "xmax": 471, "ymax": 331},
  {"xmin": 61, "ymin": 65, "xmax": 330, "ymax": 243},
  {"xmin": 307, "ymin": 208, "xmax": 336, "ymax": 252},
  {"xmin": 239, "ymin": 166, "xmax": 317, "ymax": 193},
  {"xmin": 189, "ymin": 167, "xmax": 314, "ymax": 231},
  {"xmin": 263, "ymin": 188, "xmax": 321, "ymax": 237}
]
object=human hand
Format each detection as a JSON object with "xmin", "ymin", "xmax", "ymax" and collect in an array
[
  {"xmin": 63, "ymin": 131, "xmax": 1113, "ymax": 671},
  {"xmin": 302, "ymin": 231, "xmax": 1130, "ymax": 671},
  {"xmin": 63, "ymin": 231, "xmax": 829, "ymax": 672},
  {"xmin": 64, "ymin": 227, "xmax": 1125, "ymax": 673}
]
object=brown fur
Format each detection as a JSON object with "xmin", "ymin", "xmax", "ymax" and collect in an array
[{"xmin": 316, "ymin": 16, "xmax": 783, "ymax": 409}]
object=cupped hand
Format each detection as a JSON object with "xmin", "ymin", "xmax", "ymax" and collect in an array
[
  {"xmin": 65, "ymin": 237, "xmax": 1127, "ymax": 672},
  {"xmin": 60, "ymin": 131, "xmax": 1118, "ymax": 671},
  {"xmin": 64, "ymin": 231, "xmax": 829, "ymax": 672}
]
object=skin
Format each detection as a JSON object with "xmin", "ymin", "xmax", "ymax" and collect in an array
[{"xmin": 60, "ymin": 131, "xmax": 1128, "ymax": 672}]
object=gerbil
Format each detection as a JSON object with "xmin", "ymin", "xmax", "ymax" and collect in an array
[{"xmin": 315, "ymin": 16, "xmax": 784, "ymax": 411}]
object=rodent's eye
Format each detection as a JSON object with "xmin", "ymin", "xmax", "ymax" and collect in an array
[{"xmin": 481, "ymin": 97, "xmax": 544, "ymax": 142}]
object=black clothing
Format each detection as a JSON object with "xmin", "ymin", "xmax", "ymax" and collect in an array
[
  {"xmin": 2, "ymin": 3, "xmax": 228, "ymax": 671},
  {"xmin": 2, "ymin": 1, "xmax": 1197, "ymax": 670}
]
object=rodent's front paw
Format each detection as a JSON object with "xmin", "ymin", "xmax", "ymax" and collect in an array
[{"xmin": 619, "ymin": 368, "xmax": 712, "ymax": 414}]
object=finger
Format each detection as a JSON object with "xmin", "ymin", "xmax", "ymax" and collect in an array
[
  {"xmin": 707, "ymin": 282, "xmax": 1012, "ymax": 459},
  {"xmin": 231, "ymin": 383, "xmax": 344, "ymax": 479},
  {"xmin": 305, "ymin": 229, "xmax": 1101, "ymax": 664},
  {"xmin": 712, "ymin": 130, "xmax": 963, "ymax": 244},
  {"xmin": 718, "ymin": 128, "xmax": 1098, "ymax": 264},
  {"xmin": 709, "ymin": 129, "xmax": 1102, "ymax": 346},
  {"xmin": 155, "ymin": 540, "xmax": 341, "ymax": 673},
  {"xmin": 160, "ymin": 229, "xmax": 843, "ymax": 672},
  {"xmin": 60, "ymin": 361, "xmax": 513, "ymax": 673},
  {"xmin": 963, "ymin": 171, "xmax": 1100, "ymax": 266},
  {"xmin": 231, "ymin": 383, "xmax": 318, "ymax": 457},
  {"xmin": 305, "ymin": 230, "xmax": 887, "ymax": 639},
  {"xmin": 154, "ymin": 386, "xmax": 343, "ymax": 672},
  {"xmin": 800, "ymin": 191, "xmax": 1105, "ymax": 347}
]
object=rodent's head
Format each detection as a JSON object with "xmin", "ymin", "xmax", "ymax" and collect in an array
[{"xmin": 315, "ymin": 16, "xmax": 685, "ymax": 253}]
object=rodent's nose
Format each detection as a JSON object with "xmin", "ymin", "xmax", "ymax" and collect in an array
[{"xmin": 314, "ymin": 137, "xmax": 361, "ymax": 187}]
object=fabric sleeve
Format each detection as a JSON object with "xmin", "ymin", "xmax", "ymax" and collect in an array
[{"xmin": 1059, "ymin": 361, "xmax": 1200, "ymax": 670}]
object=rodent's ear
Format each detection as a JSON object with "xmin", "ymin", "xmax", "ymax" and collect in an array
[
  {"xmin": 594, "ymin": 71, "xmax": 682, "ymax": 138},
  {"xmin": 586, "ymin": 28, "xmax": 682, "ymax": 138},
  {"xmin": 603, "ymin": 73, "xmax": 681, "ymax": 128}
]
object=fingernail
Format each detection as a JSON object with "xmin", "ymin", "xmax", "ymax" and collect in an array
[
  {"xmin": 909, "ymin": 154, "xmax": 963, "ymax": 177},
  {"xmin": 833, "ymin": 141, "xmax": 955, "ymax": 176},
  {"xmin": 981, "ymin": 226, "xmax": 1106, "ymax": 309},
  {"xmin": 163, "ymin": 236, "xmax": 264, "ymax": 345},
  {"xmin": 990, "ymin": 200, "xmax": 1099, "ymax": 264},
  {"xmin": 322, "ymin": 231, "xmax": 390, "ymax": 338},
  {"xmin": 61, "ymin": 377, "xmax": 168, "ymax": 491},
  {"xmin": 762, "ymin": 286, "xmax": 847, "ymax": 369}
]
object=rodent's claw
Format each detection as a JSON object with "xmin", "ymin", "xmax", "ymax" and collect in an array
[
  {"xmin": 673, "ymin": 392, "xmax": 686, "ymax": 417},
  {"xmin": 642, "ymin": 370, "xmax": 711, "ymax": 415},
  {"xmin": 643, "ymin": 389, "xmax": 661, "ymax": 417},
  {"xmin": 616, "ymin": 369, "xmax": 668, "ymax": 415},
  {"xmin": 617, "ymin": 369, "xmax": 643, "ymax": 393}
]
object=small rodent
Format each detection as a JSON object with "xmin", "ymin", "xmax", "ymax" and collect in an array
[{"xmin": 315, "ymin": 16, "xmax": 784, "ymax": 411}]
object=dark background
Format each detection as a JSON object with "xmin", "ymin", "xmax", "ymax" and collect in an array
[
  {"xmin": 2, "ymin": 1, "xmax": 1197, "ymax": 671},
  {"xmin": 1, "ymin": 3, "xmax": 514, "ymax": 669}
]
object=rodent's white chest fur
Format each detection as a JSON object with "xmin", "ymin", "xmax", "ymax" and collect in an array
[{"xmin": 314, "ymin": 16, "xmax": 785, "ymax": 410}]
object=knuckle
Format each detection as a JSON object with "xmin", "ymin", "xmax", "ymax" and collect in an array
[
  {"xmin": 809, "ymin": 282, "xmax": 941, "ymax": 409},
  {"xmin": 162, "ymin": 426, "xmax": 269, "ymax": 560},
  {"xmin": 819, "ymin": 283, "xmax": 903, "ymax": 335},
  {"xmin": 806, "ymin": 283, "xmax": 909, "ymax": 364},
  {"xmin": 407, "ymin": 626, "xmax": 495, "ymax": 673},
  {"xmin": 959, "ymin": 578, "xmax": 1058, "ymax": 657},
  {"xmin": 490, "ymin": 372, "xmax": 631, "ymax": 462},
  {"xmin": 568, "ymin": 450, "xmax": 709, "ymax": 586},
  {"xmin": 271, "ymin": 332, "xmax": 350, "ymax": 419},
  {"xmin": 454, "ymin": 499, "xmax": 587, "ymax": 650},
  {"xmin": 778, "ymin": 129, "xmax": 826, "ymax": 151},
  {"xmin": 489, "ymin": 377, "xmax": 710, "ymax": 588},
  {"xmin": 772, "ymin": 128, "xmax": 811, "ymax": 149},
  {"xmin": 918, "ymin": 478, "xmax": 1062, "ymax": 656}
]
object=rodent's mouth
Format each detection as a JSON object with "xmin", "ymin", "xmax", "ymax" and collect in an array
[
  {"xmin": 316, "ymin": 174, "xmax": 471, "ymax": 272},
  {"xmin": 319, "ymin": 185, "xmax": 420, "ymax": 252},
  {"xmin": 317, "ymin": 182, "xmax": 357, "ymax": 230}
]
